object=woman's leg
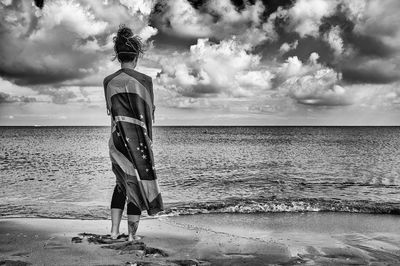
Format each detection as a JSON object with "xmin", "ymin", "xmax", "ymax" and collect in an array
[
  {"xmin": 127, "ymin": 202, "xmax": 141, "ymax": 241},
  {"xmin": 110, "ymin": 185, "xmax": 125, "ymax": 239}
]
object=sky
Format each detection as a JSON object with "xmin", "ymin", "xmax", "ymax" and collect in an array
[{"xmin": 0, "ymin": 0, "xmax": 400, "ymax": 126}]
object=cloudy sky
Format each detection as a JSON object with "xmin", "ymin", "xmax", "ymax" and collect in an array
[{"xmin": 0, "ymin": 0, "xmax": 399, "ymax": 126}]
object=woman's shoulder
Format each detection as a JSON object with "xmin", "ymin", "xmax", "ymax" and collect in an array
[
  {"xmin": 123, "ymin": 68, "xmax": 152, "ymax": 88},
  {"xmin": 103, "ymin": 69, "xmax": 123, "ymax": 88},
  {"xmin": 103, "ymin": 69, "xmax": 152, "ymax": 90}
]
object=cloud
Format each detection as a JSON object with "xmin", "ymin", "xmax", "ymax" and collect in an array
[
  {"xmin": 323, "ymin": 26, "xmax": 344, "ymax": 57},
  {"xmin": 278, "ymin": 56, "xmax": 305, "ymax": 78},
  {"xmin": 156, "ymin": 37, "xmax": 274, "ymax": 99},
  {"xmin": 342, "ymin": 57, "xmax": 400, "ymax": 84},
  {"xmin": 39, "ymin": 88, "xmax": 77, "ymax": 104},
  {"xmin": 350, "ymin": 0, "xmax": 400, "ymax": 49},
  {"xmin": 38, "ymin": 0, "xmax": 108, "ymax": 38},
  {"xmin": 279, "ymin": 40, "xmax": 298, "ymax": 54},
  {"xmin": 119, "ymin": 0, "xmax": 156, "ymax": 17},
  {"xmin": 335, "ymin": 0, "xmax": 400, "ymax": 84},
  {"xmin": 151, "ymin": 0, "xmax": 276, "ymax": 46},
  {"xmin": 0, "ymin": 0, "xmax": 106, "ymax": 85},
  {"xmin": 151, "ymin": 0, "xmax": 214, "ymax": 39},
  {"xmin": 286, "ymin": 0, "xmax": 337, "ymax": 37},
  {"xmin": 276, "ymin": 52, "xmax": 400, "ymax": 108},
  {"xmin": 0, "ymin": 92, "xmax": 36, "ymax": 103},
  {"xmin": 277, "ymin": 53, "xmax": 352, "ymax": 106},
  {"xmin": 285, "ymin": 69, "xmax": 351, "ymax": 106},
  {"xmin": 0, "ymin": 77, "xmax": 45, "ymax": 103},
  {"xmin": 0, "ymin": 0, "xmax": 157, "ymax": 86}
]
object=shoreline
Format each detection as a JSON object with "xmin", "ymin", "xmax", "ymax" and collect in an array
[{"xmin": 1, "ymin": 212, "xmax": 400, "ymax": 265}]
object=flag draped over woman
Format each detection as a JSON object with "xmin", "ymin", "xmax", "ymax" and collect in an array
[{"xmin": 104, "ymin": 68, "xmax": 163, "ymax": 216}]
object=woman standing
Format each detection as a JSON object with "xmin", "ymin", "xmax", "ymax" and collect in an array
[{"xmin": 103, "ymin": 25, "xmax": 163, "ymax": 241}]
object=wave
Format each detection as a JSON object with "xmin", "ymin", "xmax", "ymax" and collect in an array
[
  {"xmin": 156, "ymin": 198, "xmax": 400, "ymax": 217},
  {"xmin": 1, "ymin": 198, "xmax": 399, "ymax": 219}
]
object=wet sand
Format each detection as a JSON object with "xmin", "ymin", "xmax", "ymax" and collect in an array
[{"xmin": 0, "ymin": 213, "xmax": 399, "ymax": 265}]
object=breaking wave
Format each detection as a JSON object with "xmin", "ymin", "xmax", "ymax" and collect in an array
[
  {"xmin": 1, "ymin": 198, "xmax": 400, "ymax": 220},
  {"xmin": 157, "ymin": 198, "xmax": 400, "ymax": 217}
]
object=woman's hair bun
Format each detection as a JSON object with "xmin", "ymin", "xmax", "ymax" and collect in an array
[
  {"xmin": 113, "ymin": 24, "xmax": 145, "ymax": 63},
  {"xmin": 117, "ymin": 26, "xmax": 133, "ymax": 39}
]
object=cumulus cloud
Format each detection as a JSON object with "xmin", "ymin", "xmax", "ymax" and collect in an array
[
  {"xmin": 156, "ymin": 37, "xmax": 274, "ymax": 98},
  {"xmin": 286, "ymin": 0, "xmax": 337, "ymax": 37},
  {"xmin": 323, "ymin": 26, "xmax": 344, "ymax": 57},
  {"xmin": 151, "ymin": 0, "xmax": 276, "ymax": 46},
  {"xmin": 119, "ymin": 0, "xmax": 156, "ymax": 17},
  {"xmin": 284, "ymin": 69, "xmax": 351, "ymax": 106},
  {"xmin": 151, "ymin": 0, "xmax": 214, "ymax": 39},
  {"xmin": 279, "ymin": 40, "xmax": 299, "ymax": 54},
  {"xmin": 279, "ymin": 56, "xmax": 306, "ymax": 78},
  {"xmin": 0, "ymin": 0, "xmax": 157, "ymax": 86},
  {"xmin": 277, "ymin": 53, "xmax": 352, "ymax": 106}
]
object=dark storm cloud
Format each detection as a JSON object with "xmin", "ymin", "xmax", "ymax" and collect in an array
[
  {"xmin": 338, "ymin": 33, "xmax": 400, "ymax": 84},
  {"xmin": 149, "ymin": 30, "xmax": 199, "ymax": 50},
  {"xmin": 0, "ymin": 67, "xmax": 88, "ymax": 86},
  {"xmin": 342, "ymin": 63, "xmax": 400, "ymax": 84},
  {"xmin": 259, "ymin": 0, "xmax": 295, "ymax": 17},
  {"xmin": 34, "ymin": 0, "xmax": 44, "ymax": 9},
  {"xmin": 231, "ymin": 0, "xmax": 295, "ymax": 17}
]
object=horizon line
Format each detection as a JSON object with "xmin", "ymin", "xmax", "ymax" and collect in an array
[{"xmin": 1, "ymin": 125, "xmax": 400, "ymax": 127}]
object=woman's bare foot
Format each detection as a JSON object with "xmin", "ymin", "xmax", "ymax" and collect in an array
[
  {"xmin": 127, "ymin": 217, "xmax": 140, "ymax": 242},
  {"xmin": 110, "ymin": 232, "xmax": 119, "ymax": 240},
  {"xmin": 110, "ymin": 208, "xmax": 123, "ymax": 240},
  {"xmin": 128, "ymin": 234, "xmax": 143, "ymax": 241}
]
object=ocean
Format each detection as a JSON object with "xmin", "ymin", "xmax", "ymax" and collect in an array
[{"xmin": 1, "ymin": 126, "xmax": 400, "ymax": 219}]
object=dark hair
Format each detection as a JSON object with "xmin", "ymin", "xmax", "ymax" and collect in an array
[{"xmin": 113, "ymin": 25, "xmax": 144, "ymax": 63}]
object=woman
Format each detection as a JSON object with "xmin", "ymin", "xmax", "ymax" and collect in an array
[{"xmin": 103, "ymin": 25, "xmax": 163, "ymax": 241}]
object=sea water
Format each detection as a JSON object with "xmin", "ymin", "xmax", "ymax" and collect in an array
[{"xmin": 1, "ymin": 126, "xmax": 400, "ymax": 219}]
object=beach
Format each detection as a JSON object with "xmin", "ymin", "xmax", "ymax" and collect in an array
[{"xmin": 1, "ymin": 212, "xmax": 400, "ymax": 265}]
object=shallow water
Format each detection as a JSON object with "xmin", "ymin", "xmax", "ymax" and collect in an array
[
  {"xmin": 167, "ymin": 212, "xmax": 400, "ymax": 265},
  {"xmin": 1, "ymin": 126, "xmax": 400, "ymax": 218}
]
